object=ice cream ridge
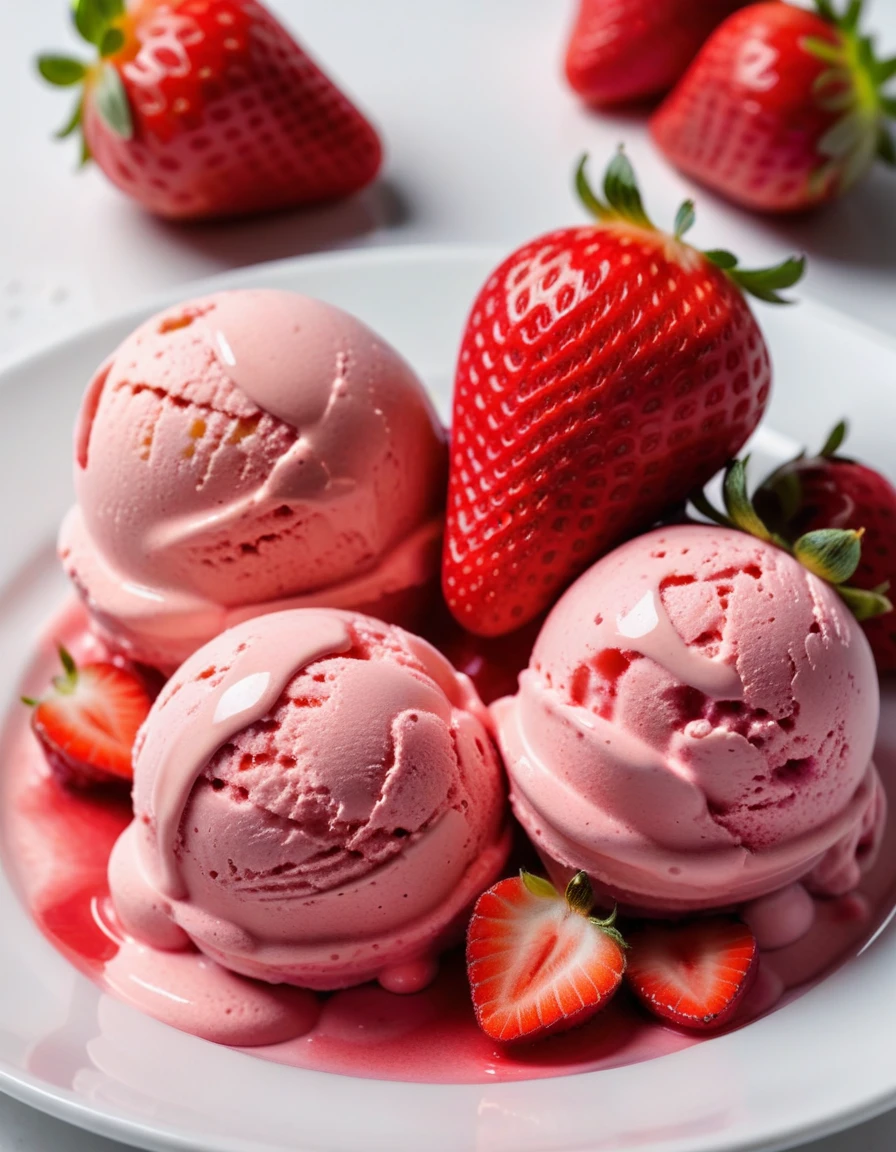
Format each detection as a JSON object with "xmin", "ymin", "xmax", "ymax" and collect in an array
[
  {"xmin": 60, "ymin": 289, "xmax": 447, "ymax": 673},
  {"xmin": 109, "ymin": 608, "xmax": 510, "ymax": 994}
]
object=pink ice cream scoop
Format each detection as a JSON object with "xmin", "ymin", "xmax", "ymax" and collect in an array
[
  {"xmin": 59, "ymin": 289, "xmax": 447, "ymax": 673},
  {"xmin": 493, "ymin": 525, "xmax": 885, "ymax": 914},
  {"xmin": 109, "ymin": 608, "xmax": 510, "ymax": 992}
]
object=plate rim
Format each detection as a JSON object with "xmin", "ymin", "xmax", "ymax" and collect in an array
[{"xmin": 2, "ymin": 242, "xmax": 896, "ymax": 1152}]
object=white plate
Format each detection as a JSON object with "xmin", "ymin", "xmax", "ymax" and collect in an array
[{"xmin": 1, "ymin": 246, "xmax": 896, "ymax": 1152}]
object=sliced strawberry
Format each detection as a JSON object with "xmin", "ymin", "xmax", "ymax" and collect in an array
[
  {"xmin": 24, "ymin": 647, "xmax": 152, "ymax": 791},
  {"xmin": 626, "ymin": 917, "xmax": 758, "ymax": 1031},
  {"xmin": 467, "ymin": 870, "xmax": 626, "ymax": 1043}
]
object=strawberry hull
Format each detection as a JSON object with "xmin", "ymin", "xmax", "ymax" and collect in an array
[
  {"xmin": 444, "ymin": 226, "xmax": 771, "ymax": 636},
  {"xmin": 650, "ymin": 2, "xmax": 892, "ymax": 213},
  {"xmin": 757, "ymin": 451, "xmax": 896, "ymax": 672}
]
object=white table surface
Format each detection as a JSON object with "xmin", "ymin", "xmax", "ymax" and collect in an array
[{"xmin": 3, "ymin": 1, "xmax": 896, "ymax": 1149}]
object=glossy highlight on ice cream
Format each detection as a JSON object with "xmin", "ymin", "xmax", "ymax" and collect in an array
[
  {"xmin": 494, "ymin": 525, "xmax": 885, "ymax": 913},
  {"xmin": 109, "ymin": 608, "xmax": 510, "ymax": 993},
  {"xmin": 59, "ymin": 289, "xmax": 447, "ymax": 672}
]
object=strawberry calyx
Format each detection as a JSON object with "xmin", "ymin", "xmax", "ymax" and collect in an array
[
  {"xmin": 691, "ymin": 454, "xmax": 893, "ymax": 621},
  {"xmin": 575, "ymin": 150, "xmax": 806, "ymax": 305},
  {"xmin": 521, "ymin": 869, "xmax": 628, "ymax": 950},
  {"xmin": 36, "ymin": 0, "xmax": 134, "ymax": 164},
  {"xmin": 805, "ymin": 0, "xmax": 896, "ymax": 181}
]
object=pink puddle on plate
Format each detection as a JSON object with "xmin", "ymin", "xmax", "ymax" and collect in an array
[{"xmin": 1, "ymin": 600, "xmax": 895, "ymax": 1084}]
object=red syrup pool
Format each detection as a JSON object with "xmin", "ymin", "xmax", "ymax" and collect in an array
[{"xmin": 2, "ymin": 598, "xmax": 895, "ymax": 1083}]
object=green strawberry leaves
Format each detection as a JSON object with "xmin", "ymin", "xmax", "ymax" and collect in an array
[
  {"xmin": 36, "ymin": 0, "xmax": 133, "ymax": 158},
  {"xmin": 37, "ymin": 56, "xmax": 86, "ymax": 85},
  {"xmin": 576, "ymin": 151, "xmax": 805, "ymax": 305},
  {"xmin": 94, "ymin": 64, "xmax": 133, "ymax": 138},
  {"xmin": 51, "ymin": 645, "xmax": 80, "ymax": 696},
  {"xmin": 805, "ymin": 0, "xmax": 896, "ymax": 188},
  {"xmin": 673, "ymin": 199, "xmax": 696, "ymax": 241},
  {"xmin": 520, "ymin": 871, "xmax": 558, "ymax": 899},
  {"xmin": 838, "ymin": 584, "xmax": 894, "ymax": 621},
  {"xmin": 692, "ymin": 446, "xmax": 893, "ymax": 621},
  {"xmin": 794, "ymin": 527, "xmax": 863, "ymax": 584},
  {"xmin": 73, "ymin": 0, "xmax": 125, "ymax": 47},
  {"xmin": 820, "ymin": 419, "xmax": 848, "ymax": 457},
  {"xmin": 575, "ymin": 149, "xmax": 654, "ymax": 229},
  {"xmin": 705, "ymin": 253, "xmax": 807, "ymax": 305},
  {"xmin": 601, "ymin": 150, "xmax": 652, "ymax": 229}
]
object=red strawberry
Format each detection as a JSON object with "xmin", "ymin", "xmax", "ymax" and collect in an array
[
  {"xmin": 37, "ymin": 0, "xmax": 382, "ymax": 220},
  {"xmin": 23, "ymin": 647, "xmax": 153, "ymax": 790},
  {"xmin": 626, "ymin": 917, "xmax": 758, "ymax": 1031},
  {"xmin": 755, "ymin": 421, "xmax": 896, "ymax": 671},
  {"xmin": 467, "ymin": 870, "xmax": 626, "ymax": 1043},
  {"xmin": 564, "ymin": 0, "xmax": 746, "ymax": 107},
  {"xmin": 651, "ymin": 1, "xmax": 896, "ymax": 213},
  {"xmin": 443, "ymin": 148, "xmax": 804, "ymax": 637}
]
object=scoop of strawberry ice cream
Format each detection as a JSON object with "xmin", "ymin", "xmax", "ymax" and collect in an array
[
  {"xmin": 59, "ymin": 289, "xmax": 447, "ymax": 673},
  {"xmin": 108, "ymin": 609, "xmax": 510, "ymax": 991},
  {"xmin": 493, "ymin": 525, "xmax": 885, "ymax": 913}
]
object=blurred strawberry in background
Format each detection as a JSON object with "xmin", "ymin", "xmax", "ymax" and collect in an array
[
  {"xmin": 564, "ymin": 0, "xmax": 747, "ymax": 107},
  {"xmin": 37, "ymin": 0, "xmax": 383, "ymax": 220},
  {"xmin": 651, "ymin": 1, "xmax": 896, "ymax": 212}
]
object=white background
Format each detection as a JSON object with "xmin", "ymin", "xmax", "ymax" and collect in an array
[{"xmin": 3, "ymin": 1, "xmax": 896, "ymax": 1148}]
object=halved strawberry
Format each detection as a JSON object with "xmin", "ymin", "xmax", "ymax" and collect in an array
[
  {"xmin": 626, "ymin": 917, "xmax": 758, "ymax": 1031},
  {"xmin": 23, "ymin": 647, "xmax": 152, "ymax": 790},
  {"xmin": 467, "ymin": 870, "xmax": 626, "ymax": 1043}
]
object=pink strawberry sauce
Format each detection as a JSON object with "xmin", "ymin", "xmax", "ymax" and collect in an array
[{"xmin": 2, "ymin": 599, "xmax": 895, "ymax": 1083}]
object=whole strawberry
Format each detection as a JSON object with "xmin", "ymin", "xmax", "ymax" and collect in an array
[
  {"xmin": 651, "ymin": 1, "xmax": 896, "ymax": 213},
  {"xmin": 23, "ymin": 647, "xmax": 153, "ymax": 790},
  {"xmin": 443, "ymin": 149, "xmax": 804, "ymax": 637},
  {"xmin": 564, "ymin": 0, "xmax": 746, "ymax": 107},
  {"xmin": 755, "ymin": 422, "xmax": 896, "ymax": 670},
  {"xmin": 37, "ymin": 0, "xmax": 382, "ymax": 220}
]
